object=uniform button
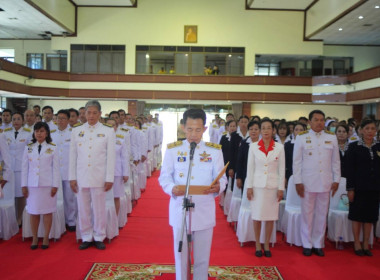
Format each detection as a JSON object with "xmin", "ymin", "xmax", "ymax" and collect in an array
[
  {"xmin": 88, "ymin": 155, "xmax": 91, "ymax": 158},
  {"xmin": 89, "ymin": 147, "xmax": 92, "ymax": 149},
  {"xmin": 90, "ymin": 138, "xmax": 92, "ymax": 140},
  {"xmin": 88, "ymin": 164, "xmax": 91, "ymax": 167},
  {"xmin": 36, "ymin": 173, "xmax": 39, "ymax": 175},
  {"xmin": 264, "ymin": 172, "xmax": 267, "ymax": 174},
  {"xmin": 264, "ymin": 164, "xmax": 268, "ymax": 167},
  {"xmin": 192, "ymin": 163, "xmax": 194, "ymax": 167},
  {"xmin": 90, "ymin": 130, "xmax": 93, "ymax": 133},
  {"xmin": 191, "ymin": 176, "xmax": 194, "ymax": 179},
  {"xmin": 320, "ymin": 170, "xmax": 322, "ymax": 173}
]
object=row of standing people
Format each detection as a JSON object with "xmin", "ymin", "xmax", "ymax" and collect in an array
[
  {"xmin": 217, "ymin": 111, "xmax": 380, "ymax": 257},
  {"xmin": 0, "ymin": 102, "xmax": 163, "ymax": 251}
]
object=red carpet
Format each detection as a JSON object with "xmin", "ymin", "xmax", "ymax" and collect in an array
[{"xmin": 1, "ymin": 171, "xmax": 380, "ymax": 279}]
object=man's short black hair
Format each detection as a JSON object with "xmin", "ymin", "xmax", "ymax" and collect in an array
[
  {"xmin": 79, "ymin": 107, "xmax": 85, "ymax": 110},
  {"xmin": 226, "ymin": 113, "xmax": 234, "ymax": 118},
  {"xmin": 33, "ymin": 105, "xmax": 41, "ymax": 109},
  {"xmin": 57, "ymin": 109, "xmax": 70, "ymax": 119},
  {"xmin": 42, "ymin": 105, "xmax": 54, "ymax": 113},
  {"xmin": 309, "ymin": 110, "xmax": 325, "ymax": 121},
  {"xmin": 118, "ymin": 109, "xmax": 126, "ymax": 114},
  {"xmin": 109, "ymin": 111, "xmax": 120, "ymax": 117},
  {"xmin": 68, "ymin": 108, "xmax": 79, "ymax": 116},
  {"xmin": 2, "ymin": 108, "xmax": 12, "ymax": 114},
  {"xmin": 183, "ymin": 109, "xmax": 206, "ymax": 125}
]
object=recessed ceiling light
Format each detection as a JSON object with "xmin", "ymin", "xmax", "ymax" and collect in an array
[
  {"xmin": 338, "ymin": 28, "xmax": 343, "ymax": 31},
  {"xmin": 375, "ymin": 5, "xmax": 379, "ymax": 9},
  {"xmin": 358, "ymin": 16, "xmax": 364, "ymax": 19}
]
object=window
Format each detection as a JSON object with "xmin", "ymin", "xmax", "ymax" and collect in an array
[
  {"xmin": 47, "ymin": 52, "xmax": 67, "ymax": 71},
  {"xmin": 27, "ymin": 53, "xmax": 44, "ymax": 69},
  {"xmin": 254, "ymin": 63, "xmax": 279, "ymax": 76},
  {"xmin": 70, "ymin": 45, "xmax": 125, "ymax": 74},
  {"xmin": 0, "ymin": 49, "xmax": 15, "ymax": 62},
  {"xmin": 136, "ymin": 45, "xmax": 245, "ymax": 75}
]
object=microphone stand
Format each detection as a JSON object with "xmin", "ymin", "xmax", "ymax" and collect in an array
[{"xmin": 178, "ymin": 142, "xmax": 196, "ymax": 280}]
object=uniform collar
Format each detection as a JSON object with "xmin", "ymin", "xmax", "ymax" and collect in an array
[
  {"xmin": 310, "ymin": 129, "xmax": 323, "ymax": 137},
  {"xmin": 184, "ymin": 139, "xmax": 202, "ymax": 150},
  {"xmin": 58, "ymin": 126, "xmax": 69, "ymax": 132},
  {"xmin": 85, "ymin": 121, "xmax": 100, "ymax": 129}
]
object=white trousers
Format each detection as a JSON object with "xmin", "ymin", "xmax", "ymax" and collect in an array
[
  {"xmin": 300, "ymin": 191, "xmax": 330, "ymax": 249},
  {"xmin": 77, "ymin": 187, "xmax": 106, "ymax": 242},
  {"xmin": 62, "ymin": 180, "xmax": 77, "ymax": 226},
  {"xmin": 173, "ymin": 227, "xmax": 213, "ymax": 280}
]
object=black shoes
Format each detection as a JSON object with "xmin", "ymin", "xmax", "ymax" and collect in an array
[
  {"xmin": 264, "ymin": 250, "xmax": 272, "ymax": 257},
  {"xmin": 313, "ymin": 248, "xmax": 325, "ymax": 257},
  {"xmin": 30, "ymin": 244, "xmax": 38, "ymax": 250},
  {"xmin": 94, "ymin": 241, "xmax": 106, "ymax": 250},
  {"xmin": 303, "ymin": 248, "xmax": 312, "ymax": 256},
  {"xmin": 41, "ymin": 244, "xmax": 49, "ymax": 250},
  {"xmin": 255, "ymin": 250, "xmax": 263, "ymax": 257},
  {"xmin": 79, "ymin": 241, "xmax": 92, "ymax": 250},
  {"xmin": 67, "ymin": 226, "xmax": 76, "ymax": 232},
  {"xmin": 363, "ymin": 249, "xmax": 373, "ymax": 257},
  {"xmin": 354, "ymin": 249, "xmax": 364, "ymax": 256}
]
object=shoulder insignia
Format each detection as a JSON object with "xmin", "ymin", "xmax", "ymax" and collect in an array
[
  {"xmin": 142, "ymin": 127, "xmax": 148, "ymax": 130},
  {"xmin": 298, "ymin": 130, "xmax": 309, "ymax": 136},
  {"xmin": 350, "ymin": 136, "xmax": 357, "ymax": 140},
  {"xmin": 120, "ymin": 128, "xmax": 129, "ymax": 132},
  {"xmin": 23, "ymin": 127, "xmax": 31, "ymax": 132},
  {"xmin": 167, "ymin": 141, "xmax": 183, "ymax": 149},
  {"xmin": 4, "ymin": 127, "xmax": 12, "ymax": 132},
  {"xmin": 116, "ymin": 134, "xmax": 124, "ymax": 139},
  {"xmin": 53, "ymin": 121, "xmax": 57, "ymax": 125},
  {"xmin": 212, "ymin": 125, "xmax": 218, "ymax": 128},
  {"xmin": 205, "ymin": 142, "xmax": 222, "ymax": 150},
  {"xmin": 222, "ymin": 131, "xmax": 228, "ymax": 135},
  {"xmin": 103, "ymin": 123, "xmax": 113, "ymax": 128},
  {"xmin": 324, "ymin": 129, "xmax": 335, "ymax": 135},
  {"xmin": 49, "ymin": 142, "xmax": 56, "ymax": 146},
  {"xmin": 50, "ymin": 129, "xmax": 56, "ymax": 133},
  {"xmin": 27, "ymin": 142, "xmax": 33, "ymax": 146},
  {"xmin": 73, "ymin": 122, "xmax": 83, "ymax": 128}
]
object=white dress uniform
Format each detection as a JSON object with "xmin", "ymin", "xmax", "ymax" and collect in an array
[
  {"xmin": 51, "ymin": 126, "xmax": 77, "ymax": 227},
  {"xmin": 136, "ymin": 127, "xmax": 147, "ymax": 190},
  {"xmin": 4, "ymin": 127, "xmax": 33, "ymax": 197},
  {"xmin": 293, "ymin": 129, "xmax": 340, "ymax": 249},
  {"xmin": 69, "ymin": 122, "xmax": 116, "ymax": 242},
  {"xmin": 45, "ymin": 120, "xmax": 58, "ymax": 133},
  {"xmin": 0, "ymin": 133, "xmax": 12, "ymax": 182},
  {"xmin": 0, "ymin": 123, "xmax": 12, "ymax": 130},
  {"xmin": 113, "ymin": 129, "xmax": 130, "ymax": 198},
  {"xmin": 21, "ymin": 141, "xmax": 60, "ymax": 214},
  {"xmin": 125, "ymin": 124, "xmax": 140, "ymax": 162},
  {"xmin": 159, "ymin": 140, "xmax": 227, "ymax": 280},
  {"xmin": 208, "ymin": 122, "xmax": 219, "ymax": 144},
  {"xmin": 245, "ymin": 140, "xmax": 285, "ymax": 221}
]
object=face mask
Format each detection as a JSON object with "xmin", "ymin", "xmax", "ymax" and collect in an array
[{"xmin": 329, "ymin": 127, "xmax": 336, "ymax": 133}]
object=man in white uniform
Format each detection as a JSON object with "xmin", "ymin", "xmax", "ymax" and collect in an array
[
  {"xmin": 159, "ymin": 108, "xmax": 227, "ymax": 280},
  {"xmin": 0, "ymin": 109, "xmax": 13, "ymax": 130},
  {"xmin": 52, "ymin": 109, "xmax": 77, "ymax": 232},
  {"xmin": 23, "ymin": 110, "xmax": 36, "ymax": 130},
  {"xmin": 69, "ymin": 100, "xmax": 115, "ymax": 250},
  {"xmin": 293, "ymin": 110, "xmax": 340, "ymax": 257},
  {"xmin": 42, "ymin": 106, "xmax": 58, "ymax": 132}
]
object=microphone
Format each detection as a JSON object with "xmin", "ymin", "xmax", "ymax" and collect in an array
[{"xmin": 190, "ymin": 142, "xmax": 197, "ymax": 160}]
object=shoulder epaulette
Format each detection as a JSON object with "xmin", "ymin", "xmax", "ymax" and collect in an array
[
  {"xmin": 27, "ymin": 142, "xmax": 33, "ymax": 146},
  {"xmin": 324, "ymin": 129, "xmax": 335, "ymax": 135},
  {"xmin": 116, "ymin": 134, "xmax": 124, "ymax": 139},
  {"xmin": 120, "ymin": 128, "xmax": 129, "ymax": 132},
  {"xmin": 298, "ymin": 130, "xmax": 309, "ymax": 136},
  {"xmin": 222, "ymin": 131, "xmax": 228, "ymax": 135},
  {"xmin": 73, "ymin": 122, "xmax": 83, "ymax": 128},
  {"xmin": 103, "ymin": 123, "xmax": 113, "ymax": 128},
  {"xmin": 53, "ymin": 121, "xmax": 57, "ymax": 125},
  {"xmin": 127, "ymin": 123, "xmax": 134, "ymax": 127},
  {"xmin": 167, "ymin": 141, "xmax": 183, "ymax": 149},
  {"xmin": 205, "ymin": 142, "xmax": 221, "ymax": 150},
  {"xmin": 4, "ymin": 127, "xmax": 12, "ymax": 132},
  {"xmin": 50, "ymin": 129, "xmax": 56, "ymax": 133},
  {"xmin": 350, "ymin": 136, "xmax": 357, "ymax": 140},
  {"xmin": 142, "ymin": 127, "xmax": 148, "ymax": 130},
  {"xmin": 23, "ymin": 127, "xmax": 31, "ymax": 132},
  {"xmin": 49, "ymin": 142, "xmax": 56, "ymax": 146}
]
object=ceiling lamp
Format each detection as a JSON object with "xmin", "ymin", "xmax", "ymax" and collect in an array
[{"xmin": 358, "ymin": 16, "xmax": 364, "ymax": 19}]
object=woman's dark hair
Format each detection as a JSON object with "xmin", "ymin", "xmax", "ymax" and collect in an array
[
  {"xmin": 360, "ymin": 118, "xmax": 376, "ymax": 129},
  {"xmin": 248, "ymin": 120, "xmax": 260, "ymax": 129},
  {"xmin": 277, "ymin": 121, "xmax": 289, "ymax": 136},
  {"xmin": 226, "ymin": 120, "xmax": 237, "ymax": 128},
  {"xmin": 260, "ymin": 117, "xmax": 274, "ymax": 129},
  {"xmin": 335, "ymin": 124, "xmax": 349, "ymax": 134},
  {"xmin": 12, "ymin": 112, "xmax": 24, "ymax": 121},
  {"xmin": 238, "ymin": 115, "xmax": 250, "ymax": 122},
  {"xmin": 32, "ymin": 122, "xmax": 52, "ymax": 144},
  {"xmin": 250, "ymin": 115, "xmax": 261, "ymax": 122},
  {"xmin": 135, "ymin": 120, "xmax": 142, "ymax": 129},
  {"xmin": 294, "ymin": 122, "xmax": 307, "ymax": 131},
  {"xmin": 183, "ymin": 109, "xmax": 206, "ymax": 125}
]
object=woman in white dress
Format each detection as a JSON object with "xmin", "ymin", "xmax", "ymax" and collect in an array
[
  {"xmin": 21, "ymin": 122, "xmax": 60, "ymax": 249},
  {"xmin": 246, "ymin": 118, "xmax": 285, "ymax": 257}
]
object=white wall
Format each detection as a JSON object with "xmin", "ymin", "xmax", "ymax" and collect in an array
[{"xmin": 251, "ymin": 103, "xmax": 352, "ymax": 121}]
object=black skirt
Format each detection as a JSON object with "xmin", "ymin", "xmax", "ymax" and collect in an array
[{"xmin": 348, "ymin": 190, "xmax": 380, "ymax": 223}]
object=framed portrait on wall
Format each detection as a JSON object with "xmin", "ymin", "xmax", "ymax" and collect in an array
[{"xmin": 184, "ymin": 25, "xmax": 197, "ymax": 43}]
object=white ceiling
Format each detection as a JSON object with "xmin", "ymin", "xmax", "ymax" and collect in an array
[
  {"xmin": 71, "ymin": 0, "xmax": 136, "ymax": 6},
  {"xmin": 248, "ymin": 0, "xmax": 314, "ymax": 10},
  {"xmin": 310, "ymin": 0, "xmax": 380, "ymax": 45},
  {"xmin": 0, "ymin": 0, "xmax": 69, "ymax": 39}
]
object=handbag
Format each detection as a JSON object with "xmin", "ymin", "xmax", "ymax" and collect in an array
[{"xmin": 338, "ymin": 194, "xmax": 349, "ymax": 211}]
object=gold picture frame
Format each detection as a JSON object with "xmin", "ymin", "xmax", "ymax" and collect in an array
[{"xmin": 184, "ymin": 25, "xmax": 197, "ymax": 43}]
